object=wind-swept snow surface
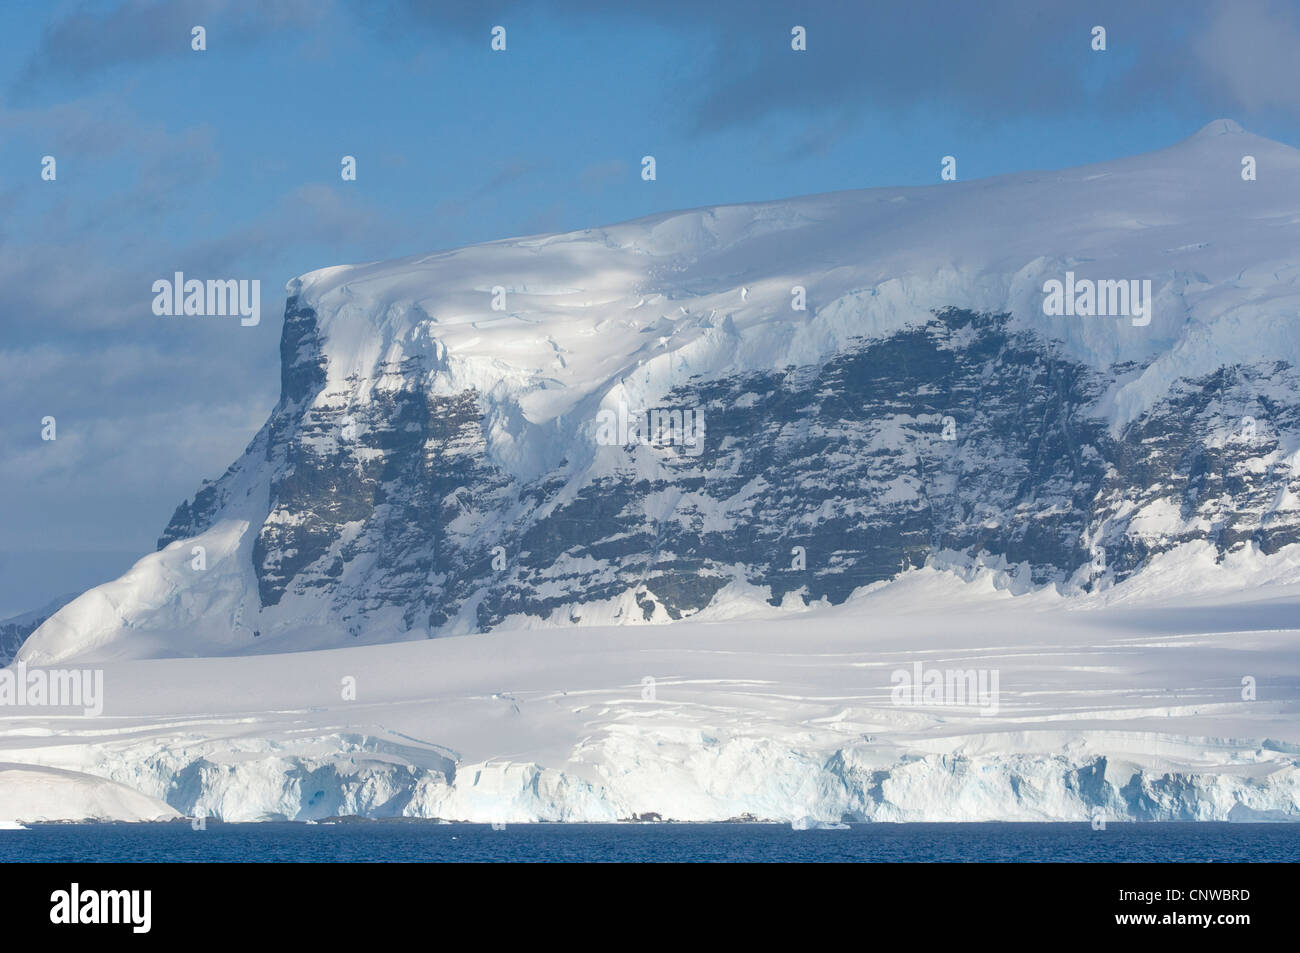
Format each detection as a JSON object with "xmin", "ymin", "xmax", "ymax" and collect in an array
[{"xmin": 2, "ymin": 588, "xmax": 1297, "ymax": 823}]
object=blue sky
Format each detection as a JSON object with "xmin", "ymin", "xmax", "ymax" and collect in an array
[{"xmin": 4, "ymin": 0, "xmax": 1300, "ymax": 616}]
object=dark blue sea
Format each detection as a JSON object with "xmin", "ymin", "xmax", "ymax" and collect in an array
[{"xmin": 2, "ymin": 821, "xmax": 1297, "ymax": 862}]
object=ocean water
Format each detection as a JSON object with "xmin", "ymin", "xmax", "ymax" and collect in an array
[{"xmin": 2, "ymin": 821, "xmax": 1297, "ymax": 862}]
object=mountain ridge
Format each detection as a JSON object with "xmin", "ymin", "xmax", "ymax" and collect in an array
[{"xmin": 18, "ymin": 120, "xmax": 1300, "ymax": 663}]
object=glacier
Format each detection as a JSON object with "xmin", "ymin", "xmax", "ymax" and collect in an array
[{"xmin": 2, "ymin": 571, "xmax": 1299, "ymax": 824}]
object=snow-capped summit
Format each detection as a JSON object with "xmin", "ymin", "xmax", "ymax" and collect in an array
[
  {"xmin": 1192, "ymin": 117, "xmax": 1246, "ymax": 137},
  {"xmin": 19, "ymin": 121, "xmax": 1300, "ymax": 663}
]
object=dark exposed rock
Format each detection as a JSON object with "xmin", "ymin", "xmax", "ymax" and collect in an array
[{"xmin": 155, "ymin": 300, "xmax": 1300, "ymax": 640}]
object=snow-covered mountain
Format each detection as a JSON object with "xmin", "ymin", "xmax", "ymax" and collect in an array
[
  {"xmin": 19, "ymin": 119, "xmax": 1300, "ymax": 664},
  {"xmin": 5, "ymin": 121, "xmax": 1300, "ymax": 826},
  {"xmin": 0, "ymin": 594, "xmax": 76, "ymax": 666}
]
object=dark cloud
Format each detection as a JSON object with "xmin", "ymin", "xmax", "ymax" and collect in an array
[
  {"xmin": 15, "ymin": 0, "xmax": 329, "ymax": 92},
  {"xmin": 21, "ymin": 1, "xmax": 1300, "ymax": 132},
  {"xmin": 678, "ymin": 2, "xmax": 1212, "ymax": 133},
  {"xmin": 360, "ymin": 0, "xmax": 1300, "ymax": 132},
  {"xmin": 1192, "ymin": 0, "xmax": 1300, "ymax": 116}
]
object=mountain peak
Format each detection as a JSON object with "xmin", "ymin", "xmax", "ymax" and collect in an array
[
  {"xmin": 1192, "ymin": 118, "xmax": 1246, "ymax": 138},
  {"xmin": 19, "ymin": 116, "xmax": 1300, "ymax": 664}
]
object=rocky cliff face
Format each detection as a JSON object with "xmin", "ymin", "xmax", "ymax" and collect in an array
[
  {"xmin": 1095, "ymin": 362, "xmax": 1300, "ymax": 578},
  {"xmin": 154, "ymin": 300, "xmax": 1300, "ymax": 641},
  {"xmin": 19, "ymin": 119, "xmax": 1300, "ymax": 662}
]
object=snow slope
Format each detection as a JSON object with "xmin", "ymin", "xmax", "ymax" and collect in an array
[
  {"xmin": 0, "ymin": 764, "xmax": 179, "ymax": 824},
  {"xmin": 18, "ymin": 119, "xmax": 1300, "ymax": 665},
  {"xmin": 2, "ymin": 587, "xmax": 1298, "ymax": 823},
  {"xmin": 279, "ymin": 117, "xmax": 1300, "ymax": 445},
  {"xmin": 0, "ymin": 593, "xmax": 76, "ymax": 666}
]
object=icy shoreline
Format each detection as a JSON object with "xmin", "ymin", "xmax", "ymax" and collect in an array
[{"xmin": 3, "ymin": 583, "xmax": 1298, "ymax": 825}]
